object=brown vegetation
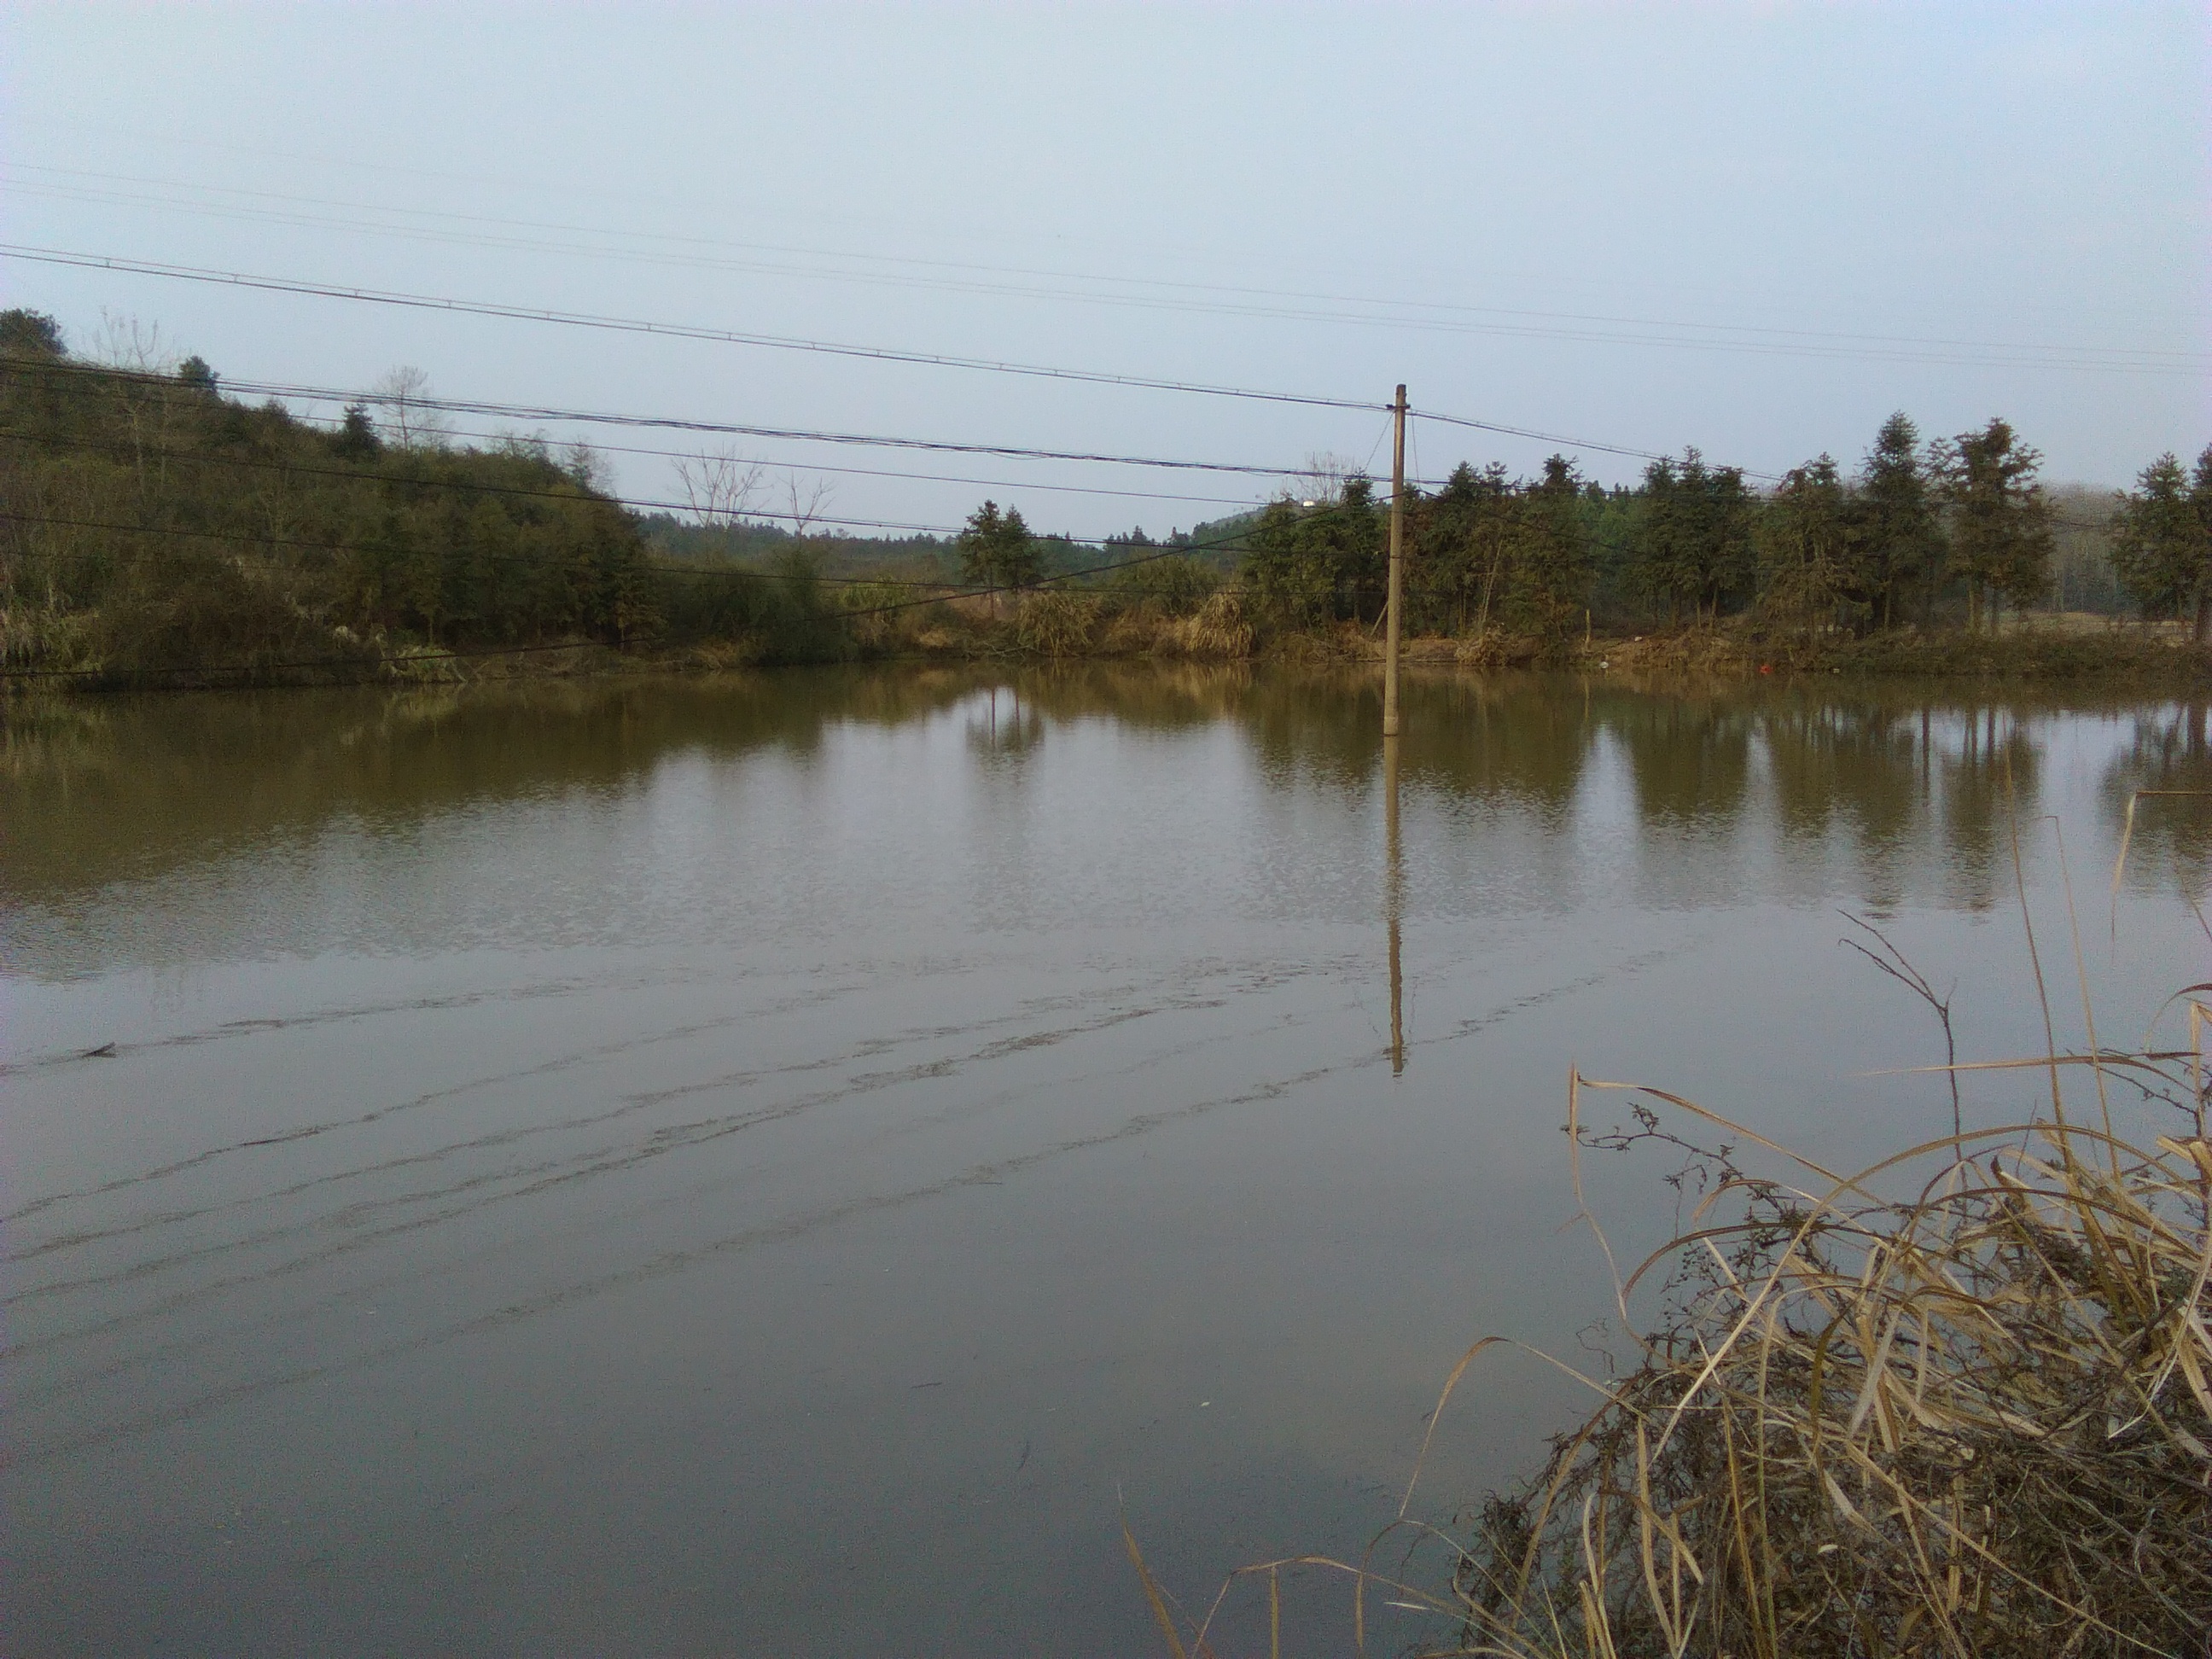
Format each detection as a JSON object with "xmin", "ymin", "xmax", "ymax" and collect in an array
[{"xmin": 1131, "ymin": 926, "xmax": 2212, "ymax": 1658}]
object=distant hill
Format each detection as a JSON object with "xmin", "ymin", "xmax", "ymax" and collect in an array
[{"xmin": 637, "ymin": 512, "xmax": 953, "ymax": 578}]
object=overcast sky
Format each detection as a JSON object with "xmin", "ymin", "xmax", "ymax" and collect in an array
[{"xmin": 3, "ymin": 3, "xmax": 2206, "ymax": 540}]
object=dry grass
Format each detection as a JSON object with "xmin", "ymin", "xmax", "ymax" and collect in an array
[
  {"xmin": 1016, "ymin": 591, "xmax": 1103, "ymax": 657},
  {"xmin": 1431, "ymin": 1098, "xmax": 2212, "ymax": 1659},
  {"xmin": 1132, "ymin": 873, "xmax": 2212, "ymax": 1657},
  {"xmin": 1164, "ymin": 591, "xmax": 1254, "ymax": 661}
]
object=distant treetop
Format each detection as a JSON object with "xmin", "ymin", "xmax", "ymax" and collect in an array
[{"xmin": 0, "ymin": 308, "xmax": 66, "ymax": 358}]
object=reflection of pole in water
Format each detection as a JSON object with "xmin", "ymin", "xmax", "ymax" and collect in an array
[{"xmin": 1385, "ymin": 733, "xmax": 1405, "ymax": 1076}]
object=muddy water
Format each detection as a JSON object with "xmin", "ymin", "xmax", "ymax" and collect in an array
[{"xmin": 3, "ymin": 667, "xmax": 2208, "ymax": 1656}]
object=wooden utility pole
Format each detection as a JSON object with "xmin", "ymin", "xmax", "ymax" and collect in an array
[
  {"xmin": 1384, "ymin": 727, "xmax": 1405, "ymax": 1075},
  {"xmin": 1382, "ymin": 384, "xmax": 1407, "ymax": 737}
]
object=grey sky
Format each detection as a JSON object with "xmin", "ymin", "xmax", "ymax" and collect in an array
[{"xmin": 4, "ymin": 3, "xmax": 2205, "ymax": 540}]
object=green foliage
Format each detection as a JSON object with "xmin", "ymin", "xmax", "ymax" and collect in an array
[
  {"xmin": 1411, "ymin": 461, "xmax": 1516, "ymax": 633},
  {"xmin": 1630, "ymin": 449, "xmax": 1755, "ymax": 622},
  {"xmin": 1505, "ymin": 455, "xmax": 1595, "ymax": 643},
  {"xmin": 2110, "ymin": 446, "xmax": 2212, "ymax": 637},
  {"xmin": 0, "ymin": 313, "xmax": 661, "ymax": 678},
  {"xmin": 1938, "ymin": 417, "xmax": 2054, "ymax": 627},
  {"xmin": 1108, "ymin": 552, "xmax": 1218, "ymax": 615},
  {"xmin": 0, "ymin": 309, "xmax": 64, "ymax": 359},
  {"xmin": 955, "ymin": 499, "xmax": 1043, "ymax": 593},
  {"xmin": 1854, "ymin": 412, "xmax": 1945, "ymax": 626},
  {"xmin": 639, "ymin": 511, "xmax": 953, "ymax": 579},
  {"xmin": 3, "ymin": 306, "xmax": 2187, "ymax": 673},
  {"xmin": 1756, "ymin": 455, "xmax": 1855, "ymax": 632},
  {"xmin": 1237, "ymin": 478, "xmax": 1383, "ymax": 628}
]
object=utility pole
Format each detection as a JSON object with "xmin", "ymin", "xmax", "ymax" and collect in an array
[
  {"xmin": 1382, "ymin": 383, "xmax": 1407, "ymax": 737},
  {"xmin": 1384, "ymin": 727, "xmax": 1405, "ymax": 1076}
]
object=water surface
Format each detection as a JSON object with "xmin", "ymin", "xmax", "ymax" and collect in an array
[{"xmin": 4, "ymin": 667, "xmax": 2208, "ymax": 1655}]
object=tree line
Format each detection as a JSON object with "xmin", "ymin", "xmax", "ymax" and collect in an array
[
  {"xmin": 1224, "ymin": 416, "xmax": 2212, "ymax": 650},
  {"xmin": 0, "ymin": 309, "xmax": 663, "ymax": 678},
  {"xmin": 0, "ymin": 309, "xmax": 882, "ymax": 679},
  {"xmin": 6, "ymin": 302, "xmax": 2207, "ymax": 683}
]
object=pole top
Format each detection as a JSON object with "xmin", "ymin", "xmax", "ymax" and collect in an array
[{"xmin": 1394, "ymin": 383, "xmax": 1406, "ymax": 405}]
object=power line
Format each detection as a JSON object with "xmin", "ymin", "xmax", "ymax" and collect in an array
[
  {"xmin": 1, "ymin": 355, "xmax": 1324, "ymax": 480},
  {"xmin": 14, "ymin": 163, "xmax": 2202, "ymax": 374},
  {"xmin": 0, "ymin": 264, "xmax": 1831, "ymax": 495},
  {"xmin": 317, "ymin": 422, "xmax": 1265, "ymax": 514},
  {"xmin": 0, "ymin": 247, "xmax": 1794, "ymax": 484},
  {"xmin": 0, "ymin": 244, "xmax": 1390, "ymax": 416},
  {"xmin": 0, "ymin": 429, "xmax": 960, "ymax": 539},
  {"xmin": 11, "ymin": 241, "xmax": 2186, "ymax": 512},
  {"xmin": 4, "ymin": 346, "xmax": 2125, "ymax": 543}
]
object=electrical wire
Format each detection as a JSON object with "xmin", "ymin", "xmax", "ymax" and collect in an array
[
  {"xmin": 1, "ymin": 356, "xmax": 1327, "ymax": 480},
  {"xmin": 13, "ymin": 164, "xmax": 2202, "ymax": 374},
  {"xmin": 83, "ymin": 407, "xmax": 1272, "ymax": 516},
  {"xmin": 9, "ymin": 242, "xmax": 2188, "ymax": 513},
  {"xmin": 0, "ymin": 244, "xmax": 1390, "ymax": 416}
]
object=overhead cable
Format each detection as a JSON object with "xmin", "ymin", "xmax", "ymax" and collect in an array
[{"xmin": 0, "ymin": 244, "xmax": 1388, "ymax": 416}]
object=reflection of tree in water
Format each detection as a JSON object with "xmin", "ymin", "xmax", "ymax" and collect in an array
[
  {"xmin": 2, "ymin": 672, "xmax": 987, "ymax": 903},
  {"xmin": 1605, "ymin": 692, "xmax": 1755, "ymax": 832},
  {"xmin": 1235, "ymin": 669, "xmax": 1390, "ymax": 793},
  {"xmin": 987, "ymin": 661, "xmax": 1253, "ymax": 731},
  {"xmin": 1237, "ymin": 672, "xmax": 1596, "ymax": 820},
  {"xmin": 2100, "ymin": 701, "xmax": 2212, "ymax": 895},
  {"xmin": 1936, "ymin": 703, "xmax": 2042, "ymax": 914},
  {"xmin": 963, "ymin": 684, "xmax": 1045, "ymax": 758},
  {"xmin": 1590, "ymin": 684, "xmax": 2052, "ymax": 914},
  {"xmin": 1403, "ymin": 675, "xmax": 1595, "ymax": 824},
  {"xmin": 1759, "ymin": 694, "xmax": 1924, "ymax": 911}
]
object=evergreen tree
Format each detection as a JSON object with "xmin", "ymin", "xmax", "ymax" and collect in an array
[
  {"xmin": 956, "ymin": 500, "xmax": 1041, "ymax": 612},
  {"xmin": 1502, "ymin": 455, "xmax": 1594, "ymax": 643},
  {"xmin": 1413, "ymin": 461, "xmax": 1516, "ymax": 634},
  {"xmin": 1632, "ymin": 449, "xmax": 1755, "ymax": 623},
  {"xmin": 2110, "ymin": 447, "xmax": 2212, "ymax": 639},
  {"xmin": 1758, "ymin": 456, "xmax": 1854, "ymax": 636},
  {"xmin": 1937, "ymin": 418, "xmax": 2052, "ymax": 632},
  {"xmin": 1237, "ymin": 477, "xmax": 1383, "ymax": 627},
  {"xmin": 1854, "ymin": 413, "xmax": 1943, "ymax": 627},
  {"xmin": 333, "ymin": 403, "xmax": 384, "ymax": 459},
  {"xmin": 0, "ymin": 307, "xmax": 64, "ymax": 358}
]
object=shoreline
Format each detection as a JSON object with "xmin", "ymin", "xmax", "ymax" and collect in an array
[{"xmin": 10, "ymin": 618, "xmax": 2211, "ymax": 696}]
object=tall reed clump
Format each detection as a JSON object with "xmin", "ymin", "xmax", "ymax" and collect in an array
[
  {"xmin": 1133, "ymin": 1003, "xmax": 2211, "ymax": 1657},
  {"xmin": 1165, "ymin": 591, "xmax": 1253, "ymax": 660},
  {"xmin": 1442, "ymin": 1097, "xmax": 2212, "ymax": 1658}
]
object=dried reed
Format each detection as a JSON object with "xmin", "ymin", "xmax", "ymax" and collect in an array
[
  {"xmin": 1132, "ymin": 941, "xmax": 2212, "ymax": 1657},
  {"xmin": 1438, "ymin": 1092, "xmax": 2212, "ymax": 1658}
]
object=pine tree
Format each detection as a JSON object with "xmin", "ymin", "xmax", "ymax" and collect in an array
[
  {"xmin": 1937, "ymin": 419, "xmax": 2052, "ymax": 632},
  {"xmin": 1855, "ymin": 413, "xmax": 1943, "ymax": 627},
  {"xmin": 1758, "ymin": 456, "xmax": 1854, "ymax": 637},
  {"xmin": 1633, "ymin": 449, "xmax": 1755, "ymax": 624},
  {"xmin": 1503, "ymin": 456, "xmax": 1594, "ymax": 643},
  {"xmin": 2111, "ymin": 447, "xmax": 2212, "ymax": 639},
  {"xmin": 956, "ymin": 500, "xmax": 1041, "ymax": 614}
]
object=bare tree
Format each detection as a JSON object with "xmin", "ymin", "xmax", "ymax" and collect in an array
[
  {"xmin": 92, "ymin": 310, "xmax": 172, "ymax": 373},
  {"xmin": 91, "ymin": 311, "xmax": 179, "ymax": 490},
  {"xmin": 372, "ymin": 365, "xmax": 451, "ymax": 450},
  {"xmin": 673, "ymin": 445, "xmax": 766, "ymax": 529},
  {"xmin": 783, "ymin": 472, "xmax": 839, "ymax": 539},
  {"xmin": 1288, "ymin": 450, "xmax": 1359, "ymax": 509},
  {"xmin": 563, "ymin": 440, "xmax": 607, "ymax": 492}
]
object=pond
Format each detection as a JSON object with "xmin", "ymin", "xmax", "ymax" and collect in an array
[{"xmin": 4, "ymin": 666, "xmax": 2208, "ymax": 1656}]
